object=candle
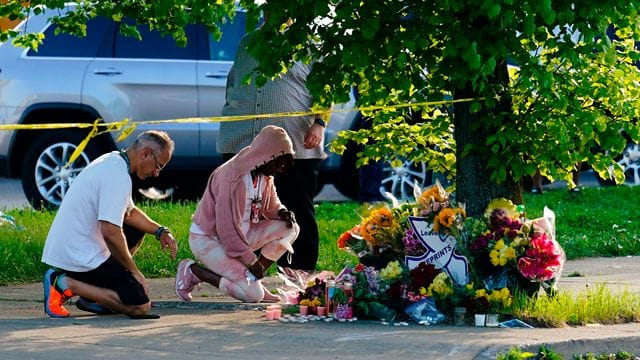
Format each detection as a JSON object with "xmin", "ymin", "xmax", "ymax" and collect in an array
[
  {"xmin": 299, "ymin": 305, "xmax": 308, "ymax": 315},
  {"xmin": 265, "ymin": 310, "xmax": 275, "ymax": 320},
  {"xmin": 273, "ymin": 308, "xmax": 282, "ymax": 320},
  {"xmin": 316, "ymin": 306, "xmax": 326, "ymax": 317}
]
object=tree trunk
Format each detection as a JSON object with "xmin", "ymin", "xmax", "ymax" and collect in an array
[{"xmin": 453, "ymin": 62, "xmax": 522, "ymax": 217}]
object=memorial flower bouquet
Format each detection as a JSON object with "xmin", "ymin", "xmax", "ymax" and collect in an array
[
  {"xmin": 456, "ymin": 198, "xmax": 565, "ymax": 297},
  {"xmin": 338, "ymin": 181, "xmax": 466, "ymax": 269},
  {"xmin": 336, "ymin": 182, "xmax": 565, "ymax": 321}
]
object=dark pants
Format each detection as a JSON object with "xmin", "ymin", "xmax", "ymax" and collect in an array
[
  {"xmin": 274, "ymin": 158, "xmax": 321, "ymax": 271},
  {"xmin": 223, "ymin": 153, "xmax": 320, "ymax": 271},
  {"xmin": 359, "ymin": 160, "xmax": 385, "ymax": 202},
  {"xmin": 64, "ymin": 225, "xmax": 148, "ymax": 305}
]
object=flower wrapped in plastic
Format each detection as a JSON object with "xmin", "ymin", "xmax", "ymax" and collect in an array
[
  {"xmin": 458, "ymin": 198, "xmax": 565, "ymax": 298},
  {"xmin": 517, "ymin": 232, "xmax": 564, "ymax": 282}
]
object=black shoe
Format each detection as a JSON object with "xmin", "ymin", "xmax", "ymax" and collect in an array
[
  {"xmin": 128, "ymin": 313, "xmax": 161, "ymax": 319},
  {"xmin": 75, "ymin": 297, "xmax": 116, "ymax": 315}
]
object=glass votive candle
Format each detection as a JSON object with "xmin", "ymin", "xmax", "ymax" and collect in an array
[{"xmin": 316, "ymin": 306, "xmax": 326, "ymax": 316}]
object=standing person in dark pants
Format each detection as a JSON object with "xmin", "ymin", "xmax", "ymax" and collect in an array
[{"xmin": 217, "ymin": 28, "xmax": 326, "ymax": 272}]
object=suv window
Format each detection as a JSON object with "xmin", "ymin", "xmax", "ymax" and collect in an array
[
  {"xmin": 26, "ymin": 17, "xmax": 112, "ymax": 57},
  {"xmin": 114, "ymin": 22, "xmax": 199, "ymax": 60}
]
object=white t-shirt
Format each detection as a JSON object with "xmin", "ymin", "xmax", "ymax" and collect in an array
[{"xmin": 41, "ymin": 151, "xmax": 134, "ymax": 272}]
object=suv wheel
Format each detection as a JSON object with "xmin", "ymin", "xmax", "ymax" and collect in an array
[
  {"xmin": 618, "ymin": 142, "xmax": 640, "ymax": 185},
  {"xmin": 21, "ymin": 131, "xmax": 103, "ymax": 208},
  {"xmin": 380, "ymin": 159, "xmax": 432, "ymax": 201},
  {"xmin": 595, "ymin": 141, "xmax": 640, "ymax": 187}
]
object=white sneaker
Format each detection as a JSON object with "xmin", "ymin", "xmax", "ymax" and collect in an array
[{"xmin": 175, "ymin": 259, "xmax": 201, "ymax": 301}]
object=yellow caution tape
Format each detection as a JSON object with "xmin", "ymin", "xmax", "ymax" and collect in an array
[
  {"xmin": 0, "ymin": 97, "xmax": 479, "ymax": 165},
  {"xmin": 0, "ymin": 97, "xmax": 477, "ymax": 131}
]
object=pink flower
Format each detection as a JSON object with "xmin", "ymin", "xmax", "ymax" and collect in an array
[{"xmin": 517, "ymin": 233, "xmax": 564, "ymax": 281}]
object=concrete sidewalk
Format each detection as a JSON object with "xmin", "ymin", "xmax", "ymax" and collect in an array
[{"xmin": 1, "ymin": 257, "xmax": 640, "ymax": 359}]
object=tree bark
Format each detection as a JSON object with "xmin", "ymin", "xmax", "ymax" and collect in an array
[{"xmin": 453, "ymin": 62, "xmax": 522, "ymax": 217}]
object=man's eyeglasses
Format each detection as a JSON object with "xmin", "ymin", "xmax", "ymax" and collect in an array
[{"xmin": 149, "ymin": 150, "xmax": 167, "ymax": 172}]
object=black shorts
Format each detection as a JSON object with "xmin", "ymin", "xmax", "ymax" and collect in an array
[{"xmin": 64, "ymin": 256, "xmax": 149, "ymax": 306}]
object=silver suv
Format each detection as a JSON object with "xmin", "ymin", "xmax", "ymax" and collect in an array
[{"xmin": 0, "ymin": 9, "xmax": 430, "ymax": 208}]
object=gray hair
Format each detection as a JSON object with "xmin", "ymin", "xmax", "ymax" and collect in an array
[{"xmin": 133, "ymin": 130, "xmax": 175, "ymax": 153}]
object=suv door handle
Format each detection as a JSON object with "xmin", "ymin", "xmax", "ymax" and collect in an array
[
  {"xmin": 204, "ymin": 71, "xmax": 228, "ymax": 79},
  {"xmin": 93, "ymin": 68, "xmax": 123, "ymax": 76}
]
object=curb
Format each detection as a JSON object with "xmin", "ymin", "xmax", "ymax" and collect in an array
[{"xmin": 151, "ymin": 300, "xmax": 271, "ymax": 311}]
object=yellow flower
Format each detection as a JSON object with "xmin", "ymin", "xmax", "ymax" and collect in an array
[
  {"xmin": 380, "ymin": 260, "xmax": 403, "ymax": 281},
  {"xmin": 489, "ymin": 288, "xmax": 512, "ymax": 308},
  {"xmin": 419, "ymin": 287, "xmax": 427, "ymax": 295},
  {"xmin": 474, "ymin": 288, "xmax": 487, "ymax": 298},
  {"xmin": 489, "ymin": 239, "xmax": 516, "ymax": 266},
  {"xmin": 484, "ymin": 198, "xmax": 519, "ymax": 220},
  {"xmin": 427, "ymin": 272, "xmax": 453, "ymax": 297}
]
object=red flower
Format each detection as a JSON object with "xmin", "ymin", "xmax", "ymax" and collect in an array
[
  {"xmin": 409, "ymin": 262, "xmax": 441, "ymax": 291},
  {"xmin": 337, "ymin": 230, "xmax": 352, "ymax": 249},
  {"xmin": 517, "ymin": 233, "xmax": 564, "ymax": 281},
  {"xmin": 354, "ymin": 263, "xmax": 366, "ymax": 272}
]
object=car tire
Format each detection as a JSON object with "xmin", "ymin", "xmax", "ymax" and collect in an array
[
  {"xmin": 380, "ymin": 158, "xmax": 433, "ymax": 201},
  {"xmin": 21, "ymin": 130, "xmax": 106, "ymax": 208}
]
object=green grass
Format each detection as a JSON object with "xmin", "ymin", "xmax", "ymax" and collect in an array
[
  {"xmin": 522, "ymin": 186, "xmax": 640, "ymax": 259},
  {"xmin": 510, "ymin": 284, "xmax": 640, "ymax": 327},
  {"xmin": 2, "ymin": 185, "xmax": 640, "ymax": 286},
  {"xmin": 497, "ymin": 345, "xmax": 637, "ymax": 360}
]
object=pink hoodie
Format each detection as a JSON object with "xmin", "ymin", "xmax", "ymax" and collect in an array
[{"xmin": 192, "ymin": 125, "xmax": 295, "ymax": 266}]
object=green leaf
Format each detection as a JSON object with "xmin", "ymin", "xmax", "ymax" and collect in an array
[
  {"xmin": 486, "ymin": 4, "xmax": 501, "ymax": 19},
  {"xmin": 540, "ymin": 0, "xmax": 556, "ymax": 24}
]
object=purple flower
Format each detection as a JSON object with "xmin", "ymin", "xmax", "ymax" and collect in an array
[{"xmin": 402, "ymin": 229, "xmax": 426, "ymax": 256}]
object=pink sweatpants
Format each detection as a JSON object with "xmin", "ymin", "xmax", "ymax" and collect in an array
[{"xmin": 189, "ymin": 220, "xmax": 299, "ymax": 302}]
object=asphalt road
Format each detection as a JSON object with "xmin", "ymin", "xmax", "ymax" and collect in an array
[{"xmin": 0, "ymin": 177, "xmax": 29, "ymax": 210}]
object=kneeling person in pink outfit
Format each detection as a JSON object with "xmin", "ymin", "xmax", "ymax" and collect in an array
[{"xmin": 176, "ymin": 125, "xmax": 299, "ymax": 303}]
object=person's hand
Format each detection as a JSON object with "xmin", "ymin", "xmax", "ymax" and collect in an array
[
  {"xmin": 247, "ymin": 261, "xmax": 266, "ymax": 280},
  {"xmin": 158, "ymin": 231, "xmax": 178, "ymax": 259},
  {"xmin": 278, "ymin": 208, "xmax": 296, "ymax": 228},
  {"xmin": 132, "ymin": 270, "xmax": 149, "ymax": 295},
  {"xmin": 304, "ymin": 123, "xmax": 324, "ymax": 149}
]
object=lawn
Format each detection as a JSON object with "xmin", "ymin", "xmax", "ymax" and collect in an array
[{"xmin": 1, "ymin": 185, "xmax": 640, "ymax": 285}]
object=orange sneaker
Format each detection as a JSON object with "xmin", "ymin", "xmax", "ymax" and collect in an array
[{"xmin": 44, "ymin": 268, "xmax": 73, "ymax": 318}]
